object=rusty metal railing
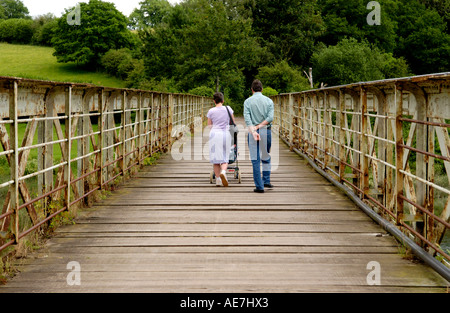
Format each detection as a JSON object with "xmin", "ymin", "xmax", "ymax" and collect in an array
[
  {"xmin": 0, "ymin": 76, "xmax": 211, "ymax": 253},
  {"xmin": 272, "ymin": 73, "xmax": 450, "ymax": 265}
]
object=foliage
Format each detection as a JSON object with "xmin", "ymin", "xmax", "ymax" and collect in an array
[
  {"xmin": 394, "ymin": 0, "xmax": 450, "ymax": 74},
  {"xmin": 257, "ymin": 60, "xmax": 311, "ymax": 93},
  {"xmin": 0, "ymin": 18, "xmax": 33, "ymax": 43},
  {"xmin": 262, "ymin": 87, "xmax": 279, "ymax": 97},
  {"xmin": 248, "ymin": 0, "xmax": 326, "ymax": 66},
  {"xmin": 1, "ymin": 0, "xmax": 449, "ymax": 96},
  {"xmin": 128, "ymin": 0, "xmax": 172, "ymax": 29},
  {"xmin": 141, "ymin": 0, "xmax": 264, "ymax": 104},
  {"xmin": 0, "ymin": 0, "xmax": 29, "ymax": 19},
  {"xmin": 30, "ymin": 14, "xmax": 58, "ymax": 47},
  {"xmin": 52, "ymin": 0, "xmax": 135, "ymax": 67},
  {"xmin": 188, "ymin": 86, "xmax": 215, "ymax": 97},
  {"xmin": 311, "ymin": 38, "xmax": 411, "ymax": 86},
  {"xmin": 318, "ymin": 0, "xmax": 398, "ymax": 53}
]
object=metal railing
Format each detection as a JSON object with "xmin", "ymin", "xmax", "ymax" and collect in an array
[
  {"xmin": 272, "ymin": 72, "xmax": 450, "ymax": 265},
  {"xmin": 0, "ymin": 76, "xmax": 211, "ymax": 253}
]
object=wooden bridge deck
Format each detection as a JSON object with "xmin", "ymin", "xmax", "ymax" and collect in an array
[{"xmin": 1, "ymin": 120, "xmax": 448, "ymax": 293}]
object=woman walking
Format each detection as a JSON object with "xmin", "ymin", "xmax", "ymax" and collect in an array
[{"xmin": 207, "ymin": 92, "xmax": 236, "ymax": 187}]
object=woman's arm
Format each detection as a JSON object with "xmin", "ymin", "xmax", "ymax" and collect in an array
[
  {"xmin": 231, "ymin": 114, "xmax": 236, "ymax": 125},
  {"xmin": 208, "ymin": 118, "xmax": 213, "ymax": 128}
]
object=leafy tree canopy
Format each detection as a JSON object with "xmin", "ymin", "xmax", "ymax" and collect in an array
[
  {"xmin": 128, "ymin": 0, "xmax": 172, "ymax": 29},
  {"xmin": 52, "ymin": 0, "xmax": 135, "ymax": 67},
  {"xmin": 0, "ymin": 0, "xmax": 29, "ymax": 19}
]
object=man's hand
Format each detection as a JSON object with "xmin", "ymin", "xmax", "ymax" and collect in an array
[{"xmin": 252, "ymin": 130, "xmax": 261, "ymax": 141}]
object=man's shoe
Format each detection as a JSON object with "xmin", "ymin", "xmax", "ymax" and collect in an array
[
  {"xmin": 264, "ymin": 183, "xmax": 274, "ymax": 188},
  {"xmin": 253, "ymin": 188, "xmax": 264, "ymax": 193}
]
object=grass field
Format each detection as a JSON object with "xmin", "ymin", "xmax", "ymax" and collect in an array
[{"xmin": 0, "ymin": 43, "xmax": 126, "ymax": 88}]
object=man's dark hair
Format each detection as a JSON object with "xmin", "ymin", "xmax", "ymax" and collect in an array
[
  {"xmin": 213, "ymin": 92, "xmax": 224, "ymax": 104},
  {"xmin": 252, "ymin": 80, "xmax": 263, "ymax": 92}
]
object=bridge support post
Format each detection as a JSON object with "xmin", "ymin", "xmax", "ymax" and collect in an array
[
  {"xmin": 395, "ymin": 84, "xmax": 405, "ymax": 226},
  {"xmin": 338, "ymin": 90, "xmax": 346, "ymax": 184},
  {"xmin": 64, "ymin": 86, "xmax": 72, "ymax": 212},
  {"xmin": 9, "ymin": 80, "xmax": 19, "ymax": 244},
  {"xmin": 289, "ymin": 94, "xmax": 294, "ymax": 151},
  {"xmin": 360, "ymin": 87, "xmax": 370, "ymax": 200}
]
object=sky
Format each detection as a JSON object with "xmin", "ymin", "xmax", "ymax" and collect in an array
[{"xmin": 21, "ymin": 0, "xmax": 182, "ymax": 18}]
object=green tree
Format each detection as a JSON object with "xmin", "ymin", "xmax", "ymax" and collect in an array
[
  {"xmin": 318, "ymin": 0, "xmax": 398, "ymax": 53},
  {"xmin": 128, "ymin": 0, "xmax": 172, "ymax": 30},
  {"xmin": 257, "ymin": 60, "xmax": 311, "ymax": 93},
  {"xmin": 0, "ymin": 0, "xmax": 29, "ymax": 19},
  {"xmin": 0, "ymin": 5, "xmax": 5, "ymax": 19},
  {"xmin": 52, "ymin": 0, "xmax": 135, "ymax": 67},
  {"xmin": 311, "ymin": 38, "xmax": 410, "ymax": 86},
  {"xmin": 418, "ymin": 0, "xmax": 450, "ymax": 32},
  {"xmin": 0, "ymin": 18, "xmax": 33, "ymax": 43},
  {"xmin": 248, "ymin": 0, "xmax": 325, "ymax": 66},
  {"xmin": 31, "ymin": 14, "xmax": 58, "ymax": 46},
  {"xmin": 141, "ymin": 0, "xmax": 264, "ymax": 103},
  {"xmin": 394, "ymin": 0, "xmax": 450, "ymax": 74}
]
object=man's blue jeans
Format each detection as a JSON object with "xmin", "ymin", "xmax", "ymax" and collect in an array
[{"xmin": 248, "ymin": 128, "xmax": 272, "ymax": 190}]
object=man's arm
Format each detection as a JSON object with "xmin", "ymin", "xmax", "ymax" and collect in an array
[
  {"xmin": 254, "ymin": 99, "xmax": 274, "ymax": 130},
  {"xmin": 243, "ymin": 100, "xmax": 253, "ymax": 128},
  {"xmin": 244, "ymin": 101, "xmax": 261, "ymax": 141}
]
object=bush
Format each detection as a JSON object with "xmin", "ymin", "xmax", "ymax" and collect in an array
[
  {"xmin": 101, "ymin": 48, "xmax": 133, "ymax": 78},
  {"xmin": 0, "ymin": 18, "xmax": 34, "ymax": 44},
  {"xmin": 262, "ymin": 87, "xmax": 278, "ymax": 97},
  {"xmin": 311, "ymin": 37, "xmax": 411, "ymax": 87},
  {"xmin": 257, "ymin": 60, "xmax": 311, "ymax": 93},
  {"xmin": 188, "ymin": 86, "xmax": 215, "ymax": 97},
  {"xmin": 31, "ymin": 15, "xmax": 58, "ymax": 46}
]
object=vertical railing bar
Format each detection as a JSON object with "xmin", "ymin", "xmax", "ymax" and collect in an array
[
  {"xmin": 64, "ymin": 85, "xmax": 72, "ymax": 212},
  {"xmin": 138, "ymin": 91, "xmax": 143, "ymax": 166},
  {"xmin": 361, "ymin": 86, "xmax": 370, "ymax": 200},
  {"xmin": 98, "ymin": 88, "xmax": 104, "ymax": 190},
  {"xmin": 339, "ymin": 90, "xmax": 346, "ymax": 184},
  {"xmin": 395, "ymin": 83, "xmax": 405, "ymax": 226},
  {"xmin": 121, "ymin": 91, "xmax": 126, "ymax": 176},
  {"xmin": 9, "ymin": 80, "xmax": 19, "ymax": 243}
]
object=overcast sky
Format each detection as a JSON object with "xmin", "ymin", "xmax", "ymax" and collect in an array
[{"xmin": 22, "ymin": 0, "xmax": 182, "ymax": 18}]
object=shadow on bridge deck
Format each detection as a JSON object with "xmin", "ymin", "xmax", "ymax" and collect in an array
[{"xmin": 0, "ymin": 118, "xmax": 448, "ymax": 293}]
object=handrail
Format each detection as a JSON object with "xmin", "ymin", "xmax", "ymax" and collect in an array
[
  {"xmin": 271, "ymin": 72, "xmax": 450, "ymax": 265},
  {"xmin": 0, "ymin": 76, "xmax": 212, "ymax": 253}
]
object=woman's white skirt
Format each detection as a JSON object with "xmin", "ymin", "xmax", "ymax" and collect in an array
[{"xmin": 209, "ymin": 128, "xmax": 231, "ymax": 164}]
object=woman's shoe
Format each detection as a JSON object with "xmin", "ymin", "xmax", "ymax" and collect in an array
[
  {"xmin": 220, "ymin": 170, "xmax": 228, "ymax": 187},
  {"xmin": 216, "ymin": 177, "xmax": 222, "ymax": 187}
]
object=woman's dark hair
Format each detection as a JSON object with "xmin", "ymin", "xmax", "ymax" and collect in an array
[
  {"xmin": 213, "ymin": 92, "xmax": 224, "ymax": 104},
  {"xmin": 252, "ymin": 79, "xmax": 263, "ymax": 92}
]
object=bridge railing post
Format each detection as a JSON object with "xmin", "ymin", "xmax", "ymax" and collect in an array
[
  {"xmin": 9, "ymin": 80, "xmax": 19, "ymax": 244},
  {"xmin": 360, "ymin": 87, "xmax": 370, "ymax": 200},
  {"xmin": 64, "ymin": 86, "xmax": 72, "ymax": 212},
  {"xmin": 394, "ymin": 83, "xmax": 405, "ymax": 227}
]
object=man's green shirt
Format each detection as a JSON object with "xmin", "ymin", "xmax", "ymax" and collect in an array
[{"xmin": 243, "ymin": 92, "xmax": 274, "ymax": 127}]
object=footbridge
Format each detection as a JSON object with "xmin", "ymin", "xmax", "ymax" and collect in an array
[{"xmin": 0, "ymin": 73, "xmax": 449, "ymax": 292}]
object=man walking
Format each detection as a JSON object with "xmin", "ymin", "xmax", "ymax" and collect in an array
[{"xmin": 243, "ymin": 80, "xmax": 274, "ymax": 193}]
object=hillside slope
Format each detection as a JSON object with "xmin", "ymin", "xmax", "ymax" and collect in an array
[{"xmin": 0, "ymin": 43, "xmax": 125, "ymax": 88}]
